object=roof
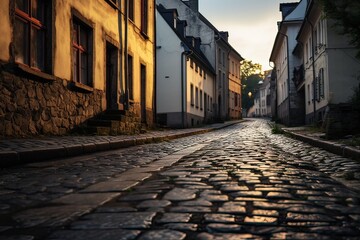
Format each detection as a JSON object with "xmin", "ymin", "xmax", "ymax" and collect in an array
[{"xmin": 157, "ymin": 4, "xmax": 216, "ymax": 74}]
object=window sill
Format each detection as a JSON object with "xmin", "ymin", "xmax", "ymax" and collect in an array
[
  {"xmin": 71, "ymin": 81, "xmax": 94, "ymax": 93},
  {"xmin": 16, "ymin": 64, "xmax": 56, "ymax": 82}
]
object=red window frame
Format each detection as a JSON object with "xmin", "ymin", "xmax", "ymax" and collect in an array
[
  {"xmin": 14, "ymin": 0, "xmax": 46, "ymax": 71},
  {"xmin": 72, "ymin": 20, "xmax": 90, "ymax": 85}
]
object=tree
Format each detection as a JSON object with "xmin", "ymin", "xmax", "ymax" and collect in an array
[
  {"xmin": 241, "ymin": 60, "xmax": 263, "ymax": 111},
  {"xmin": 319, "ymin": 0, "xmax": 360, "ymax": 57}
]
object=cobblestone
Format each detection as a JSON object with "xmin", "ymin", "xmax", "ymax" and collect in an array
[{"xmin": 1, "ymin": 119, "xmax": 360, "ymax": 239}]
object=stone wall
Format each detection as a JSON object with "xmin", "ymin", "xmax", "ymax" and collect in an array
[
  {"xmin": 323, "ymin": 103, "xmax": 360, "ymax": 139},
  {"xmin": 0, "ymin": 70, "xmax": 104, "ymax": 137}
]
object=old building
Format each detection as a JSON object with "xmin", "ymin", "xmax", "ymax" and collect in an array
[
  {"xmin": 228, "ymin": 44, "xmax": 243, "ymax": 119},
  {"xmin": 0, "ymin": 0, "xmax": 155, "ymax": 137},
  {"xmin": 156, "ymin": 5, "xmax": 215, "ymax": 128},
  {"xmin": 156, "ymin": 0, "xmax": 243, "ymax": 122},
  {"xmin": 270, "ymin": 0, "xmax": 307, "ymax": 126},
  {"xmin": 296, "ymin": 0, "xmax": 360, "ymax": 136}
]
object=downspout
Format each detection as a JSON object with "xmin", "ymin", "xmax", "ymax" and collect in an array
[
  {"xmin": 124, "ymin": 0, "xmax": 129, "ymax": 110},
  {"xmin": 306, "ymin": 16, "xmax": 317, "ymax": 124},
  {"xmin": 117, "ymin": 0, "xmax": 124, "ymax": 109},
  {"xmin": 153, "ymin": 4, "xmax": 157, "ymax": 125},
  {"xmin": 181, "ymin": 47, "xmax": 192, "ymax": 128},
  {"xmin": 278, "ymin": 31, "xmax": 291, "ymax": 126}
]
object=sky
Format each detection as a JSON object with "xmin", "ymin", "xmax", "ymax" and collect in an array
[{"xmin": 199, "ymin": 0, "xmax": 293, "ymax": 71}]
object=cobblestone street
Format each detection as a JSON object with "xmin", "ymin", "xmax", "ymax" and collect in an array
[{"xmin": 1, "ymin": 119, "xmax": 360, "ymax": 239}]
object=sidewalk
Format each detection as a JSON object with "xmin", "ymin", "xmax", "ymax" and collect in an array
[
  {"xmin": 0, "ymin": 120, "xmax": 243, "ymax": 167},
  {"xmin": 282, "ymin": 126, "xmax": 360, "ymax": 161}
]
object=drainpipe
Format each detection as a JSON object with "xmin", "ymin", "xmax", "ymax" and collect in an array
[
  {"xmin": 306, "ymin": 16, "xmax": 317, "ymax": 124},
  {"xmin": 278, "ymin": 31, "xmax": 291, "ymax": 126},
  {"xmin": 124, "ymin": 0, "xmax": 129, "ymax": 110},
  {"xmin": 117, "ymin": 0, "xmax": 124, "ymax": 110},
  {"xmin": 153, "ymin": 4, "xmax": 157, "ymax": 125},
  {"xmin": 181, "ymin": 47, "xmax": 192, "ymax": 128}
]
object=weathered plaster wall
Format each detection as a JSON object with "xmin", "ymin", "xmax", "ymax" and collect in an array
[{"xmin": 0, "ymin": 0, "xmax": 11, "ymax": 62}]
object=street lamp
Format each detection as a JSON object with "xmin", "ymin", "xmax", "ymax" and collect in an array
[{"xmin": 248, "ymin": 92, "xmax": 252, "ymax": 98}]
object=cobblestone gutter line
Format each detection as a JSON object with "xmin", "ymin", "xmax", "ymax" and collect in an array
[
  {"xmin": 283, "ymin": 130, "xmax": 360, "ymax": 161},
  {"xmin": 0, "ymin": 121, "xmax": 242, "ymax": 167}
]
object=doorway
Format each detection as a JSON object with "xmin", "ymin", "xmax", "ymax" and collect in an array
[
  {"xmin": 140, "ymin": 64, "xmax": 146, "ymax": 123},
  {"xmin": 106, "ymin": 42, "xmax": 118, "ymax": 110}
]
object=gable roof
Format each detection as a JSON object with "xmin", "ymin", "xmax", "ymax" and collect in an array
[{"xmin": 157, "ymin": 4, "xmax": 216, "ymax": 74}]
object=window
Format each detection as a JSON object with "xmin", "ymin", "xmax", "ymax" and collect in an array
[
  {"xmin": 195, "ymin": 63, "xmax": 198, "ymax": 72},
  {"xmin": 207, "ymin": 95, "xmax": 210, "ymax": 111},
  {"xmin": 204, "ymin": 72, "xmax": 207, "ymax": 80},
  {"xmin": 195, "ymin": 87, "xmax": 199, "ymax": 108},
  {"xmin": 210, "ymin": 97, "xmax": 213, "ymax": 112},
  {"xmin": 190, "ymin": 84, "xmax": 194, "ymax": 106},
  {"xmin": 190, "ymin": 59, "xmax": 194, "ymax": 68},
  {"xmin": 218, "ymin": 70, "xmax": 222, "ymax": 87},
  {"xmin": 73, "ymin": 18, "xmax": 92, "ymax": 86},
  {"xmin": 235, "ymin": 93, "xmax": 238, "ymax": 106},
  {"xmin": 200, "ymin": 90, "xmax": 203, "ymax": 110},
  {"xmin": 223, "ymin": 52, "xmax": 225, "ymax": 67},
  {"xmin": 129, "ymin": 0, "xmax": 134, "ymax": 21},
  {"xmin": 141, "ymin": 0, "xmax": 148, "ymax": 35},
  {"xmin": 218, "ymin": 49, "xmax": 222, "ymax": 64},
  {"xmin": 319, "ymin": 68, "xmax": 325, "ymax": 98},
  {"xmin": 14, "ymin": 0, "xmax": 47, "ymax": 71},
  {"xmin": 128, "ymin": 55, "xmax": 134, "ymax": 100}
]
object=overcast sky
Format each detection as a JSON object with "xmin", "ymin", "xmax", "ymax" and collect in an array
[{"xmin": 199, "ymin": 0, "xmax": 294, "ymax": 71}]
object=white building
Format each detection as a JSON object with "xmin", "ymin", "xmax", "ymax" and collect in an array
[
  {"xmin": 270, "ymin": 0, "xmax": 307, "ymax": 126},
  {"xmin": 156, "ymin": 5, "xmax": 215, "ymax": 128},
  {"xmin": 296, "ymin": 0, "xmax": 360, "ymax": 124},
  {"xmin": 156, "ymin": 0, "xmax": 243, "ymax": 122}
]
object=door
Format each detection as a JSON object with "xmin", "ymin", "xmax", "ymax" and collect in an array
[
  {"xmin": 106, "ymin": 43, "xmax": 118, "ymax": 110},
  {"xmin": 140, "ymin": 64, "xmax": 146, "ymax": 123}
]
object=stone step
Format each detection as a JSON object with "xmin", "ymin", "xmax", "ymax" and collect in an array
[
  {"xmin": 86, "ymin": 126, "xmax": 111, "ymax": 136},
  {"xmin": 87, "ymin": 119, "xmax": 120, "ymax": 128}
]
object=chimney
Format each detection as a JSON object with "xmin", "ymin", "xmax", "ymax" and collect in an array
[{"xmin": 183, "ymin": 0, "xmax": 199, "ymax": 13}]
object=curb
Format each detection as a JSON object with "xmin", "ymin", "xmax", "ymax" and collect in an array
[
  {"xmin": 283, "ymin": 130, "xmax": 360, "ymax": 161},
  {"xmin": 0, "ymin": 121, "xmax": 242, "ymax": 168}
]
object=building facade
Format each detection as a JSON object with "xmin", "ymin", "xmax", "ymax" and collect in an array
[
  {"xmin": 156, "ymin": 0, "xmax": 243, "ymax": 122},
  {"xmin": 228, "ymin": 47, "xmax": 243, "ymax": 119},
  {"xmin": 270, "ymin": 0, "xmax": 307, "ymax": 126},
  {"xmin": 156, "ymin": 5, "xmax": 215, "ymax": 128},
  {"xmin": 296, "ymin": 0, "xmax": 360, "ymax": 126},
  {"xmin": 0, "ymin": 0, "xmax": 155, "ymax": 137}
]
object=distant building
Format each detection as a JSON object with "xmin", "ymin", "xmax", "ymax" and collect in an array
[
  {"xmin": 156, "ymin": 5, "xmax": 216, "ymax": 127},
  {"xmin": 156, "ymin": 0, "xmax": 243, "ymax": 122}
]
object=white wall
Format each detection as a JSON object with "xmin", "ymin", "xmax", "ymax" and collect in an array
[{"xmin": 156, "ymin": 11, "xmax": 184, "ymax": 114}]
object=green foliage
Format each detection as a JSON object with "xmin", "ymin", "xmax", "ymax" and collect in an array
[
  {"xmin": 319, "ymin": 0, "xmax": 360, "ymax": 58},
  {"xmin": 271, "ymin": 124, "xmax": 285, "ymax": 134},
  {"xmin": 241, "ymin": 60, "xmax": 263, "ymax": 110}
]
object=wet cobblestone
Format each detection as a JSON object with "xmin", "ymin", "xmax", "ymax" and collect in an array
[{"xmin": 1, "ymin": 119, "xmax": 360, "ymax": 239}]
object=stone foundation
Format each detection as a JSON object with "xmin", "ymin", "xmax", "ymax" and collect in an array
[
  {"xmin": 323, "ymin": 103, "xmax": 360, "ymax": 139},
  {"xmin": 0, "ymin": 69, "xmax": 104, "ymax": 137}
]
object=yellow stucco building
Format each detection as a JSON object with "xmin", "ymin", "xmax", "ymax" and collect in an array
[{"xmin": 0, "ymin": 0, "xmax": 155, "ymax": 136}]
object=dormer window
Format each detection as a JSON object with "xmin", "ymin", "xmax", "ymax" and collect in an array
[
  {"xmin": 192, "ymin": 38, "xmax": 195, "ymax": 48},
  {"xmin": 174, "ymin": 17, "xmax": 177, "ymax": 29}
]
